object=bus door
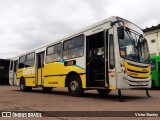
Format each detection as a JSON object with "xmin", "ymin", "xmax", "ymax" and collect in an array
[
  {"xmin": 13, "ymin": 60, "xmax": 18, "ymax": 85},
  {"xmin": 9, "ymin": 60, "xmax": 14, "ymax": 85},
  {"xmin": 86, "ymin": 31, "xmax": 108, "ymax": 87},
  {"xmin": 9, "ymin": 60, "xmax": 18, "ymax": 85},
  {"xmin": 37, "ymin": 52, "xmax": 45, "ymax": 86}
]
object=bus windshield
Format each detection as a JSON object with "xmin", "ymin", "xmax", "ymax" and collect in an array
[
  {"xmin": 119, "ymin": 28, "xmax": 150, "ymax": 64},
  {"xmin": 117, "ymin": 17, "xmax": 150, "ymax": 64}
]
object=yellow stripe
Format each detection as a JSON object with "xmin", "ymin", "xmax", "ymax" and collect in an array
[
  {"xmin": 126, "ymin": 69, "xmax": 150, "ymax": 78},
  {"xmin": 123, "ymin": 61, "xmax": 150, "ymax": 72},
  {"xmin": 123, "ymin": 61, "xmax": 150, "ymax": 78}
]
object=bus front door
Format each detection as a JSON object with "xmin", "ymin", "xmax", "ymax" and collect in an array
[
  {"xmin": 86, "ymin": 31, "xmax": 107, "ymax": 87},
  {"xmin": 37, "ymin": 52, "xmax": 44, "ymax": 86}
]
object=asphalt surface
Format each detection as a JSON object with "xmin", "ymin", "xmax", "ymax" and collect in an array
[{"xmin": 0, "ymin": 85, "xmax": 160, "ymax": 120}]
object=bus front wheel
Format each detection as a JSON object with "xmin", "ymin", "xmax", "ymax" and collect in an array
[
  {"xmin": 68, "ymin": 75, "xmax": 84, "ymax": 97},
  {"xmin": 97, "ymin": 89, "xmax": 111, "ymax": 96}
]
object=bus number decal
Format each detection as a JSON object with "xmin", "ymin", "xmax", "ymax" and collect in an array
[{"xmin": 48, "ymin": 82, "xmax": 58, "ymax": 84}]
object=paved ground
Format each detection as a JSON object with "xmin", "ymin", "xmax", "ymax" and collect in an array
[{"xmin": 0, "ymin": 85, "xmax": 160, "ymax": 120}]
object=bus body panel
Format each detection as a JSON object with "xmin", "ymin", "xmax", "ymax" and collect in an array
[
  {"xmin": 43, "ymin": 60, "xmax": 86, "ymax": 88},
  {"xmin": 17, "ymin": 66, "xmax": 36, "ymax": 87},
  {"xmin": 37, "ymin": 68, "xmax": 42, "ymax": 85}
]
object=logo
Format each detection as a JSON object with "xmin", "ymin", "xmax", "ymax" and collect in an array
[
  {"xmin": 23, "ymin": 68, "xmax": 35, "ymax": 75},
  {"xmin": 142, "ymin": 68, "xmax": 148, "ymax": 72},
  {"xmin": 1, "ymin": 112, "xmax": 42, "ymax": 118},
  {"xmin": 128, "ymin": 71, "xmax": 138, "ymax": 76},
  {"xmin": 2, "ymin": 112, "xmax": 11, "ymax": 117}
]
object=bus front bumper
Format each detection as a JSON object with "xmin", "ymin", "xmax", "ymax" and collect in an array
[{"xmin": 117, "ymin": 73, "xmax": 152, "ymax": 89}]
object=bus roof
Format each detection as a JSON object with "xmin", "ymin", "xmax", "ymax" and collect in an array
[{"xmin": 10, "ymin": 16, "xmax": 118, "ymax": 59}]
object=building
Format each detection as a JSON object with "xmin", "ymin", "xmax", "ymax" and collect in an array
[
  {"xmin": 0, "ymin": 59, "xmax": 10, "ymax": 85},
  {"xmin": 143, "ymin": 25, "xmax": 160, "ymax": 56}
]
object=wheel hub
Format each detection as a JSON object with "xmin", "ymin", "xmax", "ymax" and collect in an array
[{"xmin": 70, "ymin": 81, "xmax": 78, "ymax": 91}]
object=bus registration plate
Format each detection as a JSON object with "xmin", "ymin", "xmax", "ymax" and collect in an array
[{"xmin": 137, "ymin": 82, "xmax": 143, "ymax": 85}]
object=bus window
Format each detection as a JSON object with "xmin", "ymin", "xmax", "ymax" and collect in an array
[
  {"xmin": 14, "ymin": 60, "xmax": 18, "ymax": 72},
  {"xmin": 151, "ymin": 60, "xmax": 156, "ymax": 71},
  {"xmin": 10, "ymin": 61, "xmax": 13, "ymax": 70},
  {"xmin": 63, "ymin": 35, "xmax": 84, "ymax": 59},
  {"xmin": 109, "ymin": 34, "xmax": 115, "ymax": 69},
  {"xmin": 18, "ymin": 55, "xmax": 26, "ymax": 68},
  {"xmin": 46, "ymin": 43, "xmax": 62, "ymax": 63},
  {"xmin": 25, "ymin": 53, "xmax": 35, "ymax": 67}
]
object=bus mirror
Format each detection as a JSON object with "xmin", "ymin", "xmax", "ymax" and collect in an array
[{"xmin": 118, "ymin": 27, "xmax": 124, "ymax": 39}]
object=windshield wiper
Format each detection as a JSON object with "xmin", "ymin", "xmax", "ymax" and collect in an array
[
  {"xmin": 125, "ymin": 28, "xmax": 136, "ymax": 46},
  {"xmin": 137, "ymin": 34, "xmax": 144, "ymax": 62},
  {"xmin": 137, "ymin": 36, "xmax": 150, "ymax": 63}
]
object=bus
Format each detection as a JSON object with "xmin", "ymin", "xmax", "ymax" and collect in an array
[
  {"xmin": 150, "ymin": 56, "xmax": 160, "ymax": 88},
  {"xmin": 9, "ymin": 16, "xmax": 151, "ymax": 97}
]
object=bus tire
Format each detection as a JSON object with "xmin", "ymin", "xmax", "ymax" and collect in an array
[
  {"xmin": 97, "ymin": 89, "xmax": 111, "ymax": 96},
  {"xmin": 42, "ymin": 87, "xmax": 53, "ymax": 93},
  {"xmin": 20, "ymin": 78, "xmax": 32, "ymax": 92},
  {"xmin": 68, "ymin": 75, "xmax": 84, "ymax": 97}
]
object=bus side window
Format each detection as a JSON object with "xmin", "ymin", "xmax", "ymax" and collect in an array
[
  {"xmin": 63, "ymin": 35, "xmax": 84, "ymax": 59},
  {"xmin": 14, "ymin": 61, "xmax": 18, "ymax": 72},
  {"xmin": 46, "ymin": 43, "xmax": 62, "ymax": 63},
  {"xmin": 18, "ymin": 55, "xmax": 26, "ymax": 69},
  {"xmin": 109, "ymin": 34, "xmax": 115, "ymax": 69},
  {"xmin": 10, "ymin": 61, "xmax": 13, "ymax": 70},
  {"xmin": 25, "ymin": 53, "xmax": 35, "ymax": 67}
]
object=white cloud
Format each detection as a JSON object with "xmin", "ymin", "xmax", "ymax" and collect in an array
[{"xmin": 0, "ymin": 0, "xmax": 160, "ymax": 58}]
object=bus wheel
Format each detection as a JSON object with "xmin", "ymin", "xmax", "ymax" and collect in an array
[
  {"xmin": 97, "ymin": 89, "xmax": 111, "ymax": 96},
  {"xmin": 20, "ymin": 78, "xmax": 32, "ymax": 92},
  {"xmin": 42, "ymin": 87, "xmax": 53, "ymax": 93},
  {"xmin": 68, "ymin": 75, "xmax": 84, "ymax": 97}
]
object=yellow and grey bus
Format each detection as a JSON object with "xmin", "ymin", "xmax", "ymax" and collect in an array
[{"xmin": 9, "ymin": 16, "xmax": 151, "ymax": 98}]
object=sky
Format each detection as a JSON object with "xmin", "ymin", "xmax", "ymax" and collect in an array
[{"xmin": 0, "ymin": 0, "xmax": 160, "ymax": 59}]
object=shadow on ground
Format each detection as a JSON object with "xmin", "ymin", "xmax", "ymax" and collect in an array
[{"xmin": 13, "ymin": 88, "xmax": 152, "ymax": 102}]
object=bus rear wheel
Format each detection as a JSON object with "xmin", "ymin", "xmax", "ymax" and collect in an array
[
  {"xmin": 20, "ymin": 78, "xmax": 32, "ymax": 92},
  {"xmin": 97, "ymin": 89, "xmax": 111, "ymax": 96},
  {"xmin": 68, "ymin": 75, "xmax": 84, "ymax": 97},
  {"xmin": 42, "ymin": 87, "xmax": 53, "ymax": 93}
]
